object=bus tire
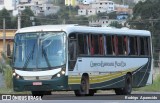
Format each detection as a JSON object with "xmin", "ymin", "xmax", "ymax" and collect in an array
[
  {"xmin": 123, "ymin": 74, "xmax": 132, "ymax": 95},
  {"xmin": 74, "ymin": 75, "xmax": 89, "ymax": 96},
  {"xmin": 115, "ymin": 74, "xmax": 132, "ymax": 95}
]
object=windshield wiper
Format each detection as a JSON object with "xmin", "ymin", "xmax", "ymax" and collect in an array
[
  {"xmin": 42, "ymin": 46, "xmax": 51, "ymax": 69},
  {"xmin": 23, "ymin": 43, "xmax": 36, "ymax": 70}
]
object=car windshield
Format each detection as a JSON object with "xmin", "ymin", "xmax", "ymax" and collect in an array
[{"xmin": 13, "ymin": 32, "xmax": 66, "ymax": 70}]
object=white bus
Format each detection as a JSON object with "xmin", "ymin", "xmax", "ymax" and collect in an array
[{"xmin": 10, "ymin": 25, "xmax": 153, "ymax": 96}]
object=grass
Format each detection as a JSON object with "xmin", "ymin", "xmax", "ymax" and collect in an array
[
  {"xmin": 134, "ymin": 75, "xmax": 160, "ymax": 92},
  {"xmin": 0, "ymin": 87, "xmax": 31, "ymax": 94}
]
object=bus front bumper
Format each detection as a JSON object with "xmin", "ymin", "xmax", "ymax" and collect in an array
[{"xmin": 13, "ymin": 75, "xmax": 68, "ymax": 92}]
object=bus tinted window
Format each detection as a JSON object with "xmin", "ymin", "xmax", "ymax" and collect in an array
[
  {"xmin": 130, "ymin": 37, "xmax": 138, "ymax": 55},
  {"xmin": 105, "ymin": 35, "xmax": 113, "ymax": 55},
  {"xmin": 140, "ymin": 37, "xmax": 145, "ymax": 55},
  {"xmin": 78, "ymin": 34, "xmax": 89, "ymax": 55},
  {"xmin": 144, "ymin": 37, "xmax": 149, "ymax": 55},
  {"xmin": 99, "ymin": 35, "xmax": 104, "ymax": 55},
  {"xmin": 90, "ymin": 35, "xmax": 99, "ymax": 55},
  {"xmin": 117, "ymin": 36, "xmax": 123, "ymax": 55}
]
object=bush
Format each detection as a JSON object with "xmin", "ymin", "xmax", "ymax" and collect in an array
[
  {"xmin": 0, "ymin": 52, "xmax": 13, "ymax": 89},
  {"xmin": 4, "ymin": 65, "xmax": 13, "ymax": 89}
]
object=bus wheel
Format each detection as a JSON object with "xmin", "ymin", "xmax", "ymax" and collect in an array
[
  {"xmin": 115, "ymin": 74, "xmax": 132, "ymax": 95},
  {"xmin": 123, "ymin": 74, "xmax": 132, "ymax": 95},
  {"xmin": 74, "ymin": 76, "xmax": 89, "ymax": 96}
]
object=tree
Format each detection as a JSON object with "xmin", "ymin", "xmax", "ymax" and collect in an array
[
  {"xmin": 0, "ymin": 8, "xmax": 12, "ymax": 29},
  {"xmin": 109, "ymin": 21, "xmax": 122, "ymax": 28},
  {"xmin": 131, "ymin": 0, "xmax": 160, "ymax": 66},
  {"xmin": 21, "ymin": 7, "xmax": 35, "ymax": 28}
]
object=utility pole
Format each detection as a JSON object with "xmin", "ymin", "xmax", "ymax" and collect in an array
[
  {"xmin": 3, "ymin": 18, "xmax": 6, "ymax": 55},
  {"xmin": 18, "ymin": 10, "xmax": 21, "ymax": 29}
]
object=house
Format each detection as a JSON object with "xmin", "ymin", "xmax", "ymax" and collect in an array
[
  {"xmin": 78, "ymin": 0, "xmax": 115, "ymax": 16},
  {"xmin": 0, "ymin": 29, "xmax": 17, "ymax": 57}
]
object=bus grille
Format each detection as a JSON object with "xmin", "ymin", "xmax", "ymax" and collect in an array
[{"xmin": 23, "ymin": 76, "xmax": 52, "ymax": 80}]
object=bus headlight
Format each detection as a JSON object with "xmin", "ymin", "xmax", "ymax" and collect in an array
[
  {"xmin": 61, "ymin": 71, "xmax": 65, "ymax": 75},
  {"xmin": 57, "ymin": 73, "xmax": 61, "ymax": 77},
  {"xmin": 16, "ymin": 75, "xmax": 20, "ymax": 79},
  {"xmin": 13, "ymin": 73, "xmax": 16, "ymax": 76}
]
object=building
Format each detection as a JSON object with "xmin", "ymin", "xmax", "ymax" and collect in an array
[
  {"xmin": 115, "ymin": 4, "xmax": 132, "ymax": 20},
  {"xmin": 78, "ymin": 0, "xmax": 115, "ymax": 16},
  {"xmin": 16, "ymin": 0, "xmax": 60, "ymax": 16},
  {"xmin": 134, "ymin": 0, "xmax": 145, "ymax": 3},
  {"xmin": 0, "ymin": 0, "xmax": 16, "ymax": 10},
  {"xmin": 0, "ymin": 29, "xmax": 17, "ymax": 56},
  {"xmin": 89, "ymin": 16, "xmax": 111, "ymax": 27},
  {"xmin": 89, "ymin": 16, "xmax": 127, "ymax": 27}
]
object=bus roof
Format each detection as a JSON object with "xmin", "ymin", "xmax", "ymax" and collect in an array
[{"xmin": 16, "ymin": 25, "xmax": 151, "ymax": 36}]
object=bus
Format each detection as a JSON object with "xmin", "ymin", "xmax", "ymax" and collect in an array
[{"xmin": 10, "ymin": 25, "xmax": 153, "ymax": 96}]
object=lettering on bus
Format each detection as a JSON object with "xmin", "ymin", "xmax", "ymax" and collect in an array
[{"xmin": 90, "ymin": 61, "xmax": 126, "ymax": 68}]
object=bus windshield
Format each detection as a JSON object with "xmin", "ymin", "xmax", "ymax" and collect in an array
[{"xmin": 13, "ymin": 32, "xmax": 66, "ymax": 70}]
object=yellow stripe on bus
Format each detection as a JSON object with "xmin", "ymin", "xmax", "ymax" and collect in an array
[{"xmin": 68, "ymin": 67, "xmax": 138, "ymax": 84}]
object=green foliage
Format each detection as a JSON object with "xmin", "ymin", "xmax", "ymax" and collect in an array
[
  {"xmin": 21, "ymin": 7, "xmax": 35, "ymax": 28},
  {"xmin": 131, "ymin": 0, "xmax": 160, "ymax": 62},
  {"xmin": 4, "ymin": 65, "xmax": 13, "ymax": 89},
  {"xmin": 109, "ymin": 21, "xmax": 122, "ymax": 28},
  {"xmin": 0, "ymin": 52, "xmax": 12, "ymax": 89},
  {"xmin": 0, "ymin": 8, "xmax": 12, "ymax": 29},
  {"xmin": 107, "ymin": 12, "xmax": 117, "ymax": 19}
]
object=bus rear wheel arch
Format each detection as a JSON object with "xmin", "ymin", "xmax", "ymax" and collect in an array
[{"xmin": 115, "ymin": 73, "xmax": 132, "ymax": 95}]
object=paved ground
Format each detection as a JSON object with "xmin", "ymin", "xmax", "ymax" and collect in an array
[{"xmin": 42, "ymin": 91, "xmax": 160, "ymax": 100}]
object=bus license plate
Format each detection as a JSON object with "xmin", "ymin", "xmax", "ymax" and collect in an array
[{"xmin": 33, "ymin": 82, "xmax": 42, "ymax": 86}]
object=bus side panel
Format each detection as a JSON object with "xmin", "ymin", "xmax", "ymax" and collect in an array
[
  {"xmin": 68, "ymin": 75, "xmax": 126, "ymax": 90},
  {"xmin": 132, "ymin": 58, "xmax": 152, "ymax": 88}
]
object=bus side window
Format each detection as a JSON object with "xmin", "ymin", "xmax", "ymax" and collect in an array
[
  {"xmin": 147, "ymin": 37, "xmax": 151, "ymax": 56},
  {"xmin": 117, "ymin": 36, "xmax": 123, "ymax": 55},
  {"xmin": 130, "ymin": 37, "xmax": 137, "ymax": 55},
  {"xmin": 91, "ymin": 35, "xmax": 99, "ymax": 55},
  {"xmin": 69, "ymin": 40, "xmax": 77, "ymax": 60},
  {"xmin": 106, "ymin": 35, "xmax": 113, "ymax": 55},
  {"xmin": 123, "ymin": 36, "xmax": 127, "ymax": 55},
  {"xmin": 78, "ymin": 34, "xmax": 89, "ymax": 55},
  {"xmin": 139, "ymin": 37, "xmax": 145, "ymax": 55},
  {"xmin": 99, "ymin": 35, "xmax": 104, "ymax": 55},
  {"xmin": 90, "ymin": 34, "xmax": 95, "ymax": 55},
  {"xmin": 112, "ymin": 36, "xmax": 118, "ymax": 55},
  {"xmin": 144, "ymin": 37, "xmax": 149, "ymax": 55},
  {"xmin": 69, "ymin": 33, "xmax": 77, "ymax": 70}
]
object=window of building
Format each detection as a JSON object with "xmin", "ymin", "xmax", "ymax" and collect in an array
[{"xmin": 100, "ymin": 3, "xmax": 102, "ymax": 5}]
